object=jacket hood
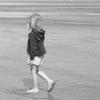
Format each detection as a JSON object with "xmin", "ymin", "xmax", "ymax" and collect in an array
[{"xmin": 32, "ymin": 28, "xmax": 45, "ymax": 41}]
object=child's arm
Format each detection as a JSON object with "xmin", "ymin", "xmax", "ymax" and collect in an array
[{"xmin": 29, "ymin": 33, "xmax": 37, "ymax": 60}]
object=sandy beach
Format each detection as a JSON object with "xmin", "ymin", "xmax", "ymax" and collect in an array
[{"xmin": 0, "ymin": 20, "xmax": 100, "ymax": 100}]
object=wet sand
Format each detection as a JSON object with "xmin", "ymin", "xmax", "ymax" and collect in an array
[{"xmin": 0, "ymin": 20, "xmax": 100, "ymax": 100}]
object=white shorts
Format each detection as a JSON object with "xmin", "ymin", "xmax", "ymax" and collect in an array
[{"xmin": 30, "ymin": 56, "xmax": 44, "ymax": 66}]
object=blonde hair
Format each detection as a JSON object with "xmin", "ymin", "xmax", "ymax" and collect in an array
[{"xmin": 28, "ymin": 13, "xmax": 41, "ymax": 30}]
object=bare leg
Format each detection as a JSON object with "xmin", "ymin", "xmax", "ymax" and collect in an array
[
  {"xmin": 37, "ymin": 70, "xmax": 53, "ymax": 85},
  {"xmin": 26, "ymin": 65, "xmax": 39, "ymax": 93},
  {"xmin": 37, "ymin": 70, "xmax": 56, "ymax": 92}
]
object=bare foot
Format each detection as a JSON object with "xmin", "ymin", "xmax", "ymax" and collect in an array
[
  {"xmin": 26, "ymin": 88, "xmax": 39, "ymax": 93},
  {"xmin": 48, "ymin": 81, "xmax": 56, "ymax": 92}
]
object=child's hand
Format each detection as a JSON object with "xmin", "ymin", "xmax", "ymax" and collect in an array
[
  {"xmin": 29, "ymin": 60, "xmax": 34, "ymax": 65},
  {"xmin": 27, "ymin": 57, "xmax": 30, "ymax": 65}
]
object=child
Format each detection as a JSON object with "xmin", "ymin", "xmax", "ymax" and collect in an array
[{"xmin": 26, "ymin": 13, "xmax": 56, "ymax": 93}]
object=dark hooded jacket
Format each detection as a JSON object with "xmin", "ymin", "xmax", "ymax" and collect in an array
[{"xmin": 27, "ymin": 28, "xmax": 46, "ymax": 60}]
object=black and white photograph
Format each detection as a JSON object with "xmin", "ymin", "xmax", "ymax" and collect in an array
[{"xmin": 0, "ymin": 0, "xmax": 100, "ymax": 100}]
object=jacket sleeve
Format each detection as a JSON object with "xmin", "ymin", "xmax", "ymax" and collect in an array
[
  {"xmin": 27, "ymin": 38, "xmax": 30, "ymax": 55},
  {"xmin": 29, "ymin": 34, "xmax": 37, "ymax": 60}
]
